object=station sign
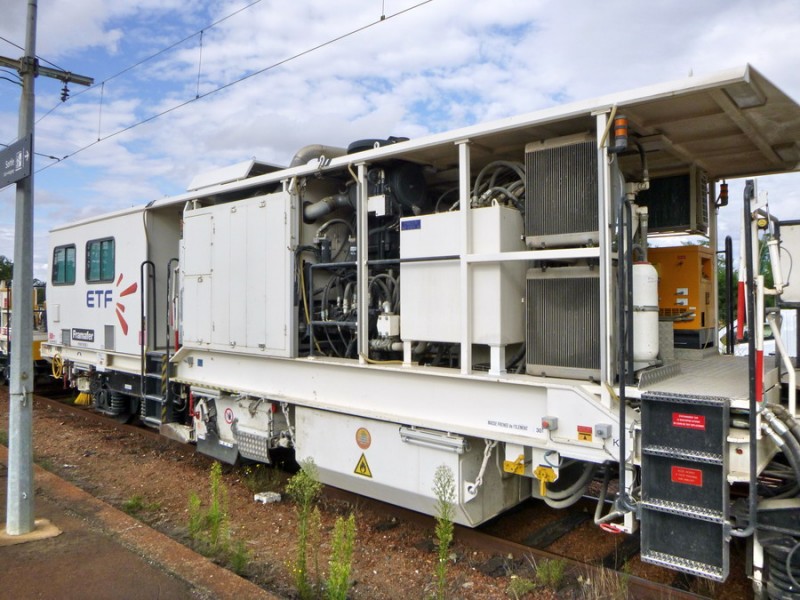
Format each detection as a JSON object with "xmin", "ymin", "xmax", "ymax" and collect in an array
[{"xmin": 0, "ymin": 135, "xmax": 32, "ymax": 190}]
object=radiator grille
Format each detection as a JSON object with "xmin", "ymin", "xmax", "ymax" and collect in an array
[
  {"xmin": 525, "ymin": 140, "xmax": 598, "ymax": 247},
  {"xmin": 526, "ymin": 268, "xmax": 600, "ymax": 379}
]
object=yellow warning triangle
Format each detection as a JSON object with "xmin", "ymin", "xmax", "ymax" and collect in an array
[{"xmin": 354, "ymin": 453, "xmax": 372, "ymax": 478}]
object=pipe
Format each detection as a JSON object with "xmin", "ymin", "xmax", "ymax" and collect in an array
[
  {"xmin": 615, "ymin": 200, "xmax": 636, "ymax": 514},
  {"xmin": 625, "ymin": 202, "xmax": 634, "ymax": 381},
  {"xmin": 768, "ymin": 312, "xmax": 796, "ymax": 417},
  {"xmin": 289, "ymin": 144, "xmax": 346, "ymax": 168},
  {"xmin": 725, "ymin": 236, "xmax": 734, "ymax": 355},
  {"xmin": 594, "ymin": 465, "xmax": 625, "ymax": 526},
  {"xmin": 545, "ymin": 462, "xmax": 597, "ymax": 500},
  {"xmin": 731, "ymin": 181, "xmax": 759, "ymax": 538},
  {"xmin": 303, "ymin": 192, "xmax": 354, "ymax": 222}
]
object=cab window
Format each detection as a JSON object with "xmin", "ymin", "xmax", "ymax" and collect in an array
[
  {"xmin": 52, "ymin": 244, "xmax": 76, "ymax": 285},
  {"xmin": 86, "ymin": 238, "xmax": 115, "ymax": 282}
]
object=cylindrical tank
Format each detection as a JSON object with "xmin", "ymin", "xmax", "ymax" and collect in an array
[{"xmin": 633, "ymin": 262, "xmax": 659, "ymax": 364}]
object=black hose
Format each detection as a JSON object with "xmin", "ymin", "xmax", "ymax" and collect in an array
[
  {"xmin": 616, "ymin": 199, "xmax": 636, "ymax": 513},
  {"xmin": 725, "ymin": 236, "xmax": 734, "ymax": 355}
]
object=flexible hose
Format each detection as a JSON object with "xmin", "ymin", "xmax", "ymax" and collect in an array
[
  {"xmin": 762, "ymin": 409, "xmax": 800, "ymax": 482},
  {"xmin": 543, "ymin": 488, "xmax": 589, "ymax": 509},
  {"xmin": 545, "ymin": 462, "xmax": 597, "ymax": 500}
]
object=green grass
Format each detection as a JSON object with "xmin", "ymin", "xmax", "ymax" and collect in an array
[
  {"xmin": 122, "ymin": 494, "xmax": 161, "ymax": 516},
  {"xmin": 535, "ymin": 558, "xmax": 566, "ymax": 590}
]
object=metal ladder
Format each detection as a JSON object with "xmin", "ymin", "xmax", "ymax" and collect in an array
[
  {"xmin": 639, "ymin": 391, "xmax": 730, "ymax": 581},
  {"xmin": 140, "ymin": 350, "xmax": 169, "ymax": 427}
]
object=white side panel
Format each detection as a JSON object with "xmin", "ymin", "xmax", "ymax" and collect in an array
[
  {"xmin": 295, "ymin": 408, "xmax": 528, "ymax": 527},
  {"xmin": 261, "ymin": 196, "xmax": 292, "ymax": 354},
  {"xmin": 183, "ymin": 214, "xmax": 212, "ymax": 276},
  {"xmin": 182, "ymin": 214, "xmax": 213, "ymax": 345},
  {"xmin": 229, "ymin": 206, "xmax": 248, "ymax": 347},
  {"xmin": 46, "ymin": 210, "xmax": 148, "ymax": 359},
  {"xmin": 400, "ymin": 205, "xmax": 525, "ymax": 345},
  {"xmin": 183, "ymin": 276, "xmax": 211, "ymax": 344},
  {"xmin": 245, "ymin": 202, "xmax": 268, "ymax": 349},
  {"xmin": 211, "ymin": 210, "xmax": 231, "ymax": 346},
  {"xmin": 181, "ymin": 191, "xmax": 295, "ymax": 358}
]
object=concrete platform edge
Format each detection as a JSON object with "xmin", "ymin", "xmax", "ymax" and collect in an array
[{"xmin": 0, "ymin": 445, "xmax": 278, "ymax": 599}]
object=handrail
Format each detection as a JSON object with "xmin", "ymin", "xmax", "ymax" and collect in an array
[
  {"xmin": 139, "ymin": 260, "xmax": 155, "ymax": 391},
  {"xmin": 731, "ymin": 180, "xmax": 758, "ymax": 538}
]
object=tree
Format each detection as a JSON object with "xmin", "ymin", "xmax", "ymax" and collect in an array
[{"xmin": 0, "ymin": 255, "xmax": 11, "ymax": 283}]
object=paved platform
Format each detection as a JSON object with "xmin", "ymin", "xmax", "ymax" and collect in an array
[{"xmin": 0, "ymin": 446, "xmax": 279, "ymax": 599}]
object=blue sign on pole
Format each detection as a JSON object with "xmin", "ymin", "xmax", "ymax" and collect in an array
[{"xmin": 0, "ymin": 134, "xmax": 32, "ymax": 189}]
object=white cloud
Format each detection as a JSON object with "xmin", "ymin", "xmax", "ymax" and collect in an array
[{"xmin": 0, "ymin": 0, "xmax": 799, "ymax": 281}]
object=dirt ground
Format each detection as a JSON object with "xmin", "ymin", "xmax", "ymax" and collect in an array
[{"xmin": 0, "ymin": 390, "xmax": 562, "ymax": 600}]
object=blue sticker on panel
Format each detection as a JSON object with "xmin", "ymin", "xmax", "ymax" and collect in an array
[{"xmin": 401, "ymin": 219, "xmax": 421, "ymax": 231}]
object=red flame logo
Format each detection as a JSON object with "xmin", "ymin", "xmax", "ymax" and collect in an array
[{"xmin": 115, "ymin": 274, "xmax": 137, "ymax": 335}]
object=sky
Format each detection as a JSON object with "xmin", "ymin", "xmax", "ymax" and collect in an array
[{"xmin": 1, "ymin": 0, "xmax": 799, "ymax": 281}]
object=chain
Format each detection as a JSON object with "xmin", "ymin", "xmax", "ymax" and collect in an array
[
  {"xmin": 280, "ymin": 402, "xmax": 296, "ymax": 447},
  {"xmin": 467, "ymin": 439, "xmax": 497, "ymax": 495}
]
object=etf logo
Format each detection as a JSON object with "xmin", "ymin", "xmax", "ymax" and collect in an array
[{"xmin": 86, "ymin": 289, "xmax": 113, "ymax": 308}]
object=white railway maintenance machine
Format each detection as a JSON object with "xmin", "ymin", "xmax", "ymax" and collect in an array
[{"xmin": 43, "ymin": 65, "xmax": 800, "ymax": 596}]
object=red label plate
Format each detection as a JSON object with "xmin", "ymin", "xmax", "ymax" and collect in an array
[
  {"xmin": 672, "ymin": 412, "xmax": 706, "ymax": 431},
  {"xmin": 671, "ymin": 466, "xmax": 703, "ymax": 487}
]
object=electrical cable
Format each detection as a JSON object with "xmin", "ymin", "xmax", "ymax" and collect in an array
[
  {"xmin": 32, "ymin": 0, "xmax": 265, "ymax": 125},
  {"xmin": 33, "ymin": 0, "xmax": 435, "ymax": 171}
]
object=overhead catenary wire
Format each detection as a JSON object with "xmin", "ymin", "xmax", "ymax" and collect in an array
[
  {"xmin": 33, "ymin": 0, "xmax": 435, "ymax": 174},
  {"xmin": 33, "ymin": 0, "xmax": 266, "ymax": 124},
  {"xmin": 0, "ymin": 33, "xmax": 69, "ymax": 74}
]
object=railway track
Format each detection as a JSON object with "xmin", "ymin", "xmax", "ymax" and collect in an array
[{"xmin": 19, "ymin": 387, "xmax": 748, "ymax": 599}]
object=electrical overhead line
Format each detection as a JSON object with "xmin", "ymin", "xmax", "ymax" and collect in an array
[
  {"xmin": 35, "ymin": 0, "xmax": 435, "ymax": 172},
  {"xmin": 35, "ymin": 0, "xmax": 265, "ymax": 120},
  {"xmin": 0, "ymin": 34, "xmax": 72, "ymax": 76}
]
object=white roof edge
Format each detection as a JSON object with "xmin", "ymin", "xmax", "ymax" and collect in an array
[
  {"xmin": 146, "ymin": 65, "xmax": 760, "ymax": 211},
  {"xmin": 49, "ymin": 204, "xmax": 146, "ymax": 233}
]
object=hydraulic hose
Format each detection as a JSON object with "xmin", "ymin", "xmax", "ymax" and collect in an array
[
  {"xmin": 762, "ymin": 410, "xmax": 800, "ymax": 483},
  {"xmin": 769, "ymin": 405, "xmax": 800, "ymax": 452},
  {"xmin": 545, "ymin": 462, "xmax": 597, "ymax": 500},
  {"xmin": 615, "ymin": 200, "xmax": 637, "ymax": 514}
]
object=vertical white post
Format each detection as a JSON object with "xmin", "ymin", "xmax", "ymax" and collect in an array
[
  {"xmin": 356, "ymin": 163, "xmax": 368, "ymax": 364},
  {"xmin": 457, "ymin": 141, "xmax": 472, "ymax": 375},
  {"xmin": 594, "ymin": 112, "xmax": 613, "ymax": 386}
]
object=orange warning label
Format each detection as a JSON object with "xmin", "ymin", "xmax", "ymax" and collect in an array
[
  {"xmin": 577, "ymin": 425, "xmax": 593, "ymax": 442},
  {"xmin": 354, "ymin": 453, "xmax": 373, "ymax": 478}
]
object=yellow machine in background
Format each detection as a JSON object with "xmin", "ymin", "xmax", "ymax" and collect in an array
[
  {"xmin": 649, "ymin": 245, "xmax": 715, "ymax": 348},
  {"xmin": 0, "ymin": 281, "xmax": 47, "ymax": 382}
]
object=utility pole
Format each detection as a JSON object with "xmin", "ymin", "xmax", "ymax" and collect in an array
[{"xmin": 1, "ymin": 0, "xmax": 92, "ymax": 536}]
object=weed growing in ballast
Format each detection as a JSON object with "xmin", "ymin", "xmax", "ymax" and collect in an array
[
  {"xmin": 286, "ymin": 459, "xmax": 322, "ymax": 600},
  {"xmin": 433, "ymin": 464, "xmax": 456, "ymax": 600}
]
